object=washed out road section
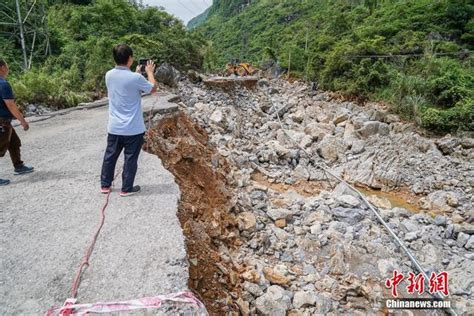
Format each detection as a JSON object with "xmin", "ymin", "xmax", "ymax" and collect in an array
[{"xmin": 0, "ymin": 99, "xmax": 187, "ymax": 314}]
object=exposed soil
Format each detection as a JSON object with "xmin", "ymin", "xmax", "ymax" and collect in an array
[
  {"xmin": 251, "ymin": 172, "xmax": 325, "ymax": 198},
  {"xmin": 144, "ymin": 112, "xmax": 242, "ymax": 315},
  {"xmin": 356, "ymin": 185, "xmax": 423, "ymax": 213}
]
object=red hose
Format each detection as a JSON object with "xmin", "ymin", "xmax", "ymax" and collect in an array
[{"xmin": 70, "ymin": 170, "xmax": 121, "ymax": 299}]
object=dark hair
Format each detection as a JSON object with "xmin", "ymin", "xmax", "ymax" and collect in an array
[
  {"xmin": 0, "ymin": 58, "xmax": 6, "ymax": 68},
  {"xmin": 112, "ymin": 44, "xmax": 133, "ymax": 65}
]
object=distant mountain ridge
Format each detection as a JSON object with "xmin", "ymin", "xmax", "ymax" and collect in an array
[{"xmin": 187, "ymin": 7, "xmax": 211, "ymax": 29}]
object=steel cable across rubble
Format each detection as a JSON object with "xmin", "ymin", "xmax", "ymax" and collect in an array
[{"xmin": 222, "ymin": 79, "xmax": 457, "ymax": 316}]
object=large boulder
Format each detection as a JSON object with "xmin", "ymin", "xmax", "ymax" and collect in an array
[
  {"xmin": 304, "ymin": 122, "xmax": 335, "ymax": 141},
  {"xmin": 355, "ymin": 121, "xmax": 390, "ymax": 138},
  {"xmin": 155, "ymin": 62, "xmax": 180, "ymax": 87},
  {"xmin": 331, "ymin": 207, "xmax": 365, "ymax": 224},
  {"xmin": 435, "ymin": 136, "xmax": 460, "ymax": 155},
  {"xmin": 293, "ymin": 291, "xmax": 318, "ymax": 308},
  {"xmin": 317, "ymin": 135, "xmax": 346, "ymax": 162},
  {"xmin": 423, "ymin": 190, "xmax": 459, "ymax": 212},
  {"xmin": 255, "ymin": 285, "xmax": 291, "ymax": 315}
]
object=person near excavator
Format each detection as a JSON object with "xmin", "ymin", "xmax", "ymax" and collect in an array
[
  {"xmin": 0, "ymin": 58, "xmax": 34, "ymax": 186},
  {"xmin": 100, "ymin": 44, "xmax": 157, "ymax": 196}
]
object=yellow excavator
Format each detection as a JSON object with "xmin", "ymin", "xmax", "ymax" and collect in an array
[{"xmin": 225, "ymin": 59, "xmax": 259, "ymax": 77}]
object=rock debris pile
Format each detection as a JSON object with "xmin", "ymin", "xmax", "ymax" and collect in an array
[{"xmin": 157, "ymin": 78, "xmax": 473, "ymax": 315}]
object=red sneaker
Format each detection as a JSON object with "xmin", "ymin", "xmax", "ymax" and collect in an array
[
  {"xmin": 120, "ymin": 185, "xmax": 141, "ymax": 197},
  {"xmin": 101, "ymin": 187, "xmax": 111, "ymax": 194}
]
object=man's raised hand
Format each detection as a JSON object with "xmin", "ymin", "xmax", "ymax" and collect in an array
[{"xmin": 145, "ymin": 60, "xmax": 155, "ymax": 75}]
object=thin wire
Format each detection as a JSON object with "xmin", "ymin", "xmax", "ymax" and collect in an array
[
  {"xmin": 176, "ymin": 0, "xmax": 196, "ymax": 15},
  {"xmin": 349, "ymin": 50, "xmax": 471, "ymax": 59},
  {"xmin": 222, "ymin": 80, "xmax": 458, "ymax": 315}
]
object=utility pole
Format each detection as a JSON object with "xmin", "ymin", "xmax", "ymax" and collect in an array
[
  {"xmin": 15, "ymin": 0, "xmax": 28, "ymax": 70},
  {"xmin": 287, "ymin": 50, "xmax": 291, "ymax": 80}
]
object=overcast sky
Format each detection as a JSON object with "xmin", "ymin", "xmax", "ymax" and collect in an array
[{"xmin": 143, "ymin": 0, "xmax": 212, "ymax": 24}]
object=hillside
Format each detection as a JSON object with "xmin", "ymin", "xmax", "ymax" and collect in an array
[
  {"xmin": 187, "ymin": 7, "xmax": 211, "ymax": 30},
  {"xmin": 3, "ymin": 0, "xmax": 205, "ymax": 108},
  {"xmin": 194, "ymin": 0, "xmax": 474, "ymax": 132}
]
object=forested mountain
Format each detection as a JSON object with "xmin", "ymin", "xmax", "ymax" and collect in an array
[
  {"xmin": 188, "ymin": 7, "xmax": 211, "ymax": 30},
  {"xmin": 1, "ymin": 0, "xmax": 205, "ymax": 107},
  {"xmin": 194, "ymin": 0, "xmax": 474, "ymax": 132}
]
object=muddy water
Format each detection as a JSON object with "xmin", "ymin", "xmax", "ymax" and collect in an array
[
  {"xmin": 253, "ymin": 171, "xmax": 422, "ymax": 213},
  {"xmin": 355, "ymin": 186, "xmax": 422, "ymax": 213}
]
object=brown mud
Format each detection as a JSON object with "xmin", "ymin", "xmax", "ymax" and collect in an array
[{"xmin": 144, "ymin": 112, "xmax": 242, "ymax": 315}]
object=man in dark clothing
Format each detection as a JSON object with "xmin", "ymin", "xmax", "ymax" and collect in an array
[{"xmin": 0, "ymin": 59, "xmax": 34, "ymax": 186}]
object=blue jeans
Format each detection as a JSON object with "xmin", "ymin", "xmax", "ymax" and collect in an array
[{"xmin": 100, "ymin": 133, "xmax": 144, "ymax": 192}]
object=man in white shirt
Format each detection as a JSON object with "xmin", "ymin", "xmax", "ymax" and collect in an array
[{"xmin": 101, "ymin": 44, "xmax": 157, "ymax": 196}]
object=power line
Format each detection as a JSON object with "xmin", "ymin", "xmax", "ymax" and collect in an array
[
  {"xmin": 187, "ymin": 0, "xmax": 203, "ymax": 12},
  {"xmin": 348, "ymin": 50, "xmax": 471, "ymax": 59},
  {"xmin": 176, "ymin": 0, "xmax": 196, "ymax": 15}
]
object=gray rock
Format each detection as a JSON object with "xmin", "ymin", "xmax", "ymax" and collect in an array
[
  {"xmin": 426, "ymin": 191, "xmax": 459, "ymax": 212},
  {"xmin": 336, "ymin": 195, "xmax": 360, "ymax": 207},
  {"xmin": 304, "ymin": 122, "xmax": 335, "ymax": 141},
  {"xmin": 267, "ymin": 208, "xmax": 292, "ymax": 221},
  {"xmin": 303, "ymin": 264, "xmax": 317, "ymax": 275},
  {"xmin": 255, "ymin": 285, "xmax": 291, "ymax": 316},
  {"xmin": 310, "ymin": 223, "xmax": 322, "ymax": 235},
  {"xmin": 355, "ymin": 121, "xmax": 386, "ymax": 138},
  {"xmin": 293, "ymin": 291, "xmax": 317, "ymax": 308},
  {"xmin": 385, "ymin": 114, "xmax": 400, "ymax": 123},
  {"xmin": 210, "ymin": 109, "xmax": 224, "ymax": 125},
  {"xmin": 331, "ymin": 207, "xmax": 364, "ymax": 224},
  {"xmin": 269, "ymin": 88, "xmax": 279, "ymax": 95},
  {"xmin": 377, "ymin": 258, "xmax": 399, "ymax": 277},
  {"xmin": 460, "ymin": 137, "xmax": 474, "ymax": 149},
  {"xmin": 314, "ymin": 295, "xmax": 333, "ymax": 314},
  {"xmin": 258, "ymin": 78, "xmax": 270, "ymax": 87},
  {"xmin": 255, "ymin": 295, "xmax": 287, "ymax": 316},
  {"xmin": 331, "ymin": 183, "xmax": 359, "ymax": 199},
  {"xmin": 458, "ymin": 224, "xmax": 474, "ymax": 235},
  {"xmin": 155, "ymin": 62, "xmax": 179, "ymax": 87},
  {"xmin": 434, "ymin": 215, "xmax": 447, "ymax": 226},
  {"xmin": 465, "ymin": 235, "xmax": 474, "ymax": 250},
  {"xmin": 457, "ymin": 232, "xmax": 470, "ymax": 248},
  {"xmin": 333, "ymin": 109, "xmax": 350, "ymax": 124},
  {"xmin": 401, "ymin": 219, "xmax": 419, "ymax": 232},
  {"xmin": 187, "ymin": 70, "xmax": 203, "ymax": 83},
  {"xmin": 404, "ymin": 231, "xmax": 418, "ymax": 242},
  {"xmin": 350, "ymin": 140, "xmax": 366, "ymax": 154},
  {"xmin": 445, "ymin": 224, "xmax": 455, "ymax": 239},
  {"xmin": 317, "ymin": 135, "xmax": 345, "ymax": 163},
  {"xmin": 436, "ymin": 136, "xmax": 460, "ymax": 155},
  {"xmin": 378, "ymin": 122, "xmax": 390, "ymax": 136},
  {"xmin": 243, "ymin": 281, "xmax": 263, "ymax": 297}
]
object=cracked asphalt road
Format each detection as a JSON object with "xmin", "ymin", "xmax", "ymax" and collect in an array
[{"xmin": 0, "ymin": 103, "xmax": 188, "ymax": 315}]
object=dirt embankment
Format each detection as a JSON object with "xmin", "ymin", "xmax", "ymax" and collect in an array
[{"xmin": 144, "ymin": 112, "xmax": 242, "ymax": 315}]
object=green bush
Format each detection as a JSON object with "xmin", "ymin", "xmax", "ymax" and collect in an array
[
  {"xmin": 10, "ymin": 69, "xmax": 91, "ymax": 109},
  {"xmin": 420, "ymin": 98, "xmax": 474, "ymax": 132},
  {"xmin": 7, "ymin": 0, "xmax": 205, "ymax": 108}
]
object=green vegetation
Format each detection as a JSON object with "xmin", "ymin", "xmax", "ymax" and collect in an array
[
  {"xmin": 188, "ymin": 7, "xmax": 211, "ymax": 30},
  {"xmin": 194, "ymin": 0, "xmax": 474, "ymax": 132},
  {"xmin": 2, "ymin": 0, "xmax": 205, "ymax": 108}
]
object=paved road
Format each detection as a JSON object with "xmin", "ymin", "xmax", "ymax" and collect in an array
[{"xmin": 0, "ymin": 100, "xmax": 188, "ymax": 314}]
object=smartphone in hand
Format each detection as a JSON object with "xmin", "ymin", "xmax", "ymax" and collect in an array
[{"xmin": 139, "ymin": 59, "xmax": 149, "ymax": 78}]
